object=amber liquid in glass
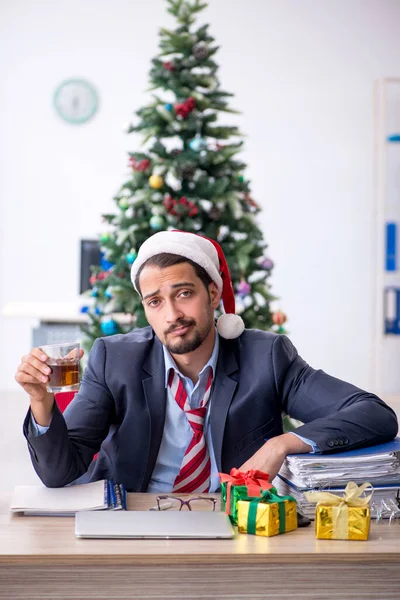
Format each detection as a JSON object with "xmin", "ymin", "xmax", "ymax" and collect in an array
[{"xmin": 48, "ymin": 361, "xmax": 79, "ymax": 391}]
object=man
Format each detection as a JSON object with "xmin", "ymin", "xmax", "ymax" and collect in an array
[{"xmin": 17, "ymin": 230, "xmax": 398, "ymax": 491}]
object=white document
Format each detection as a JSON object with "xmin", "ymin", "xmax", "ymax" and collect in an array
[{"xmin": 10, "ymin": 480, "xmax": 107, "ymax": 516}]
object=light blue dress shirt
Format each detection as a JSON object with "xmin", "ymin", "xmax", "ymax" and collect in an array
[{"xmin": 31, "ymin": 332, "xmax": 319, "ymax": 490}]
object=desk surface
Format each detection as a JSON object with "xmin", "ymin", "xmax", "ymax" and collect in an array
[{"xmin": 1, "ymin": 492, "xmax": 400, "ymax": 567}]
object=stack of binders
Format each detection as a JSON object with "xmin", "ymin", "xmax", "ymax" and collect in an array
[{"xmin": 275, "ymin": 438, "xmax": 400, "ymax": 520}]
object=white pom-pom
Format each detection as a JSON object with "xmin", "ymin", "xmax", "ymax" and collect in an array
[{"xmin": 217, "ymin": 313, "xmax": 245, "ymax": 339}]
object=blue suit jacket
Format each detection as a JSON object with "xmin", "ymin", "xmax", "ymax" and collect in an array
[{"xmin": 24, "ymin": 328, "xmax": 398, "ymax": 490}]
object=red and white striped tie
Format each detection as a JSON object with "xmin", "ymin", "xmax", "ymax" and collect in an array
[{"xmin": 168, "ymin": 369, "xmax": 213, "ymax": 494}]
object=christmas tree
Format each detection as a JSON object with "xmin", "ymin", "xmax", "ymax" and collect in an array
[{"xmin": 81, "ymin": 0, "xmax": 286, "ymax": 351}]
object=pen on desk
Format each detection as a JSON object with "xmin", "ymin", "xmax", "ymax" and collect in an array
[{"xmin": 149, "ymin": 501, "xmax": 173, "ymax": 511}]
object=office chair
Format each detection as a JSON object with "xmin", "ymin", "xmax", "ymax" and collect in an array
[
  {"xmin": 54, "ymin": 391, "xmax": 77, "ymax": 413},
  {"xmin": 54, "ymin": 391, "xmax": 99, "ymax": 464}
]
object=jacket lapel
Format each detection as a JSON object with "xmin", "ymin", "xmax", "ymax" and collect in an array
[
  {"xmin": 140, "ymin": 336, "xmax": 167, "ymax": 491},
  {"xmin": 210, "ymin": 337, "xmax": 239, "ymax": 472}
]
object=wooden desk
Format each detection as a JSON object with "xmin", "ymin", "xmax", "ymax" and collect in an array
[{"xmin": 0, "ymin": 493, "xmax": 400, "ymax": 599}]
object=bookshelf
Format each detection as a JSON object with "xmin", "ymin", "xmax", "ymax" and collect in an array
[{"xmin": 373, "ymin": 78, "xmax": 400, "ymax": 395}]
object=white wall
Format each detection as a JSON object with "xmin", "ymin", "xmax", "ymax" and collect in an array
[{"xmin": 1, "ymin": 0, "xmax": 400, "ymax": 393}]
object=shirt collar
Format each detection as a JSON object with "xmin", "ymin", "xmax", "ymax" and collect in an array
[{"xmin": 163, "ymin": 330, "xmax": 220, "ymax": 388}]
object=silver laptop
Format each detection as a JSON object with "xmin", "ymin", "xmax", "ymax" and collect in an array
[{"xmin": 75, "ymin": 510, "xmax": 235, "ymax": 539}]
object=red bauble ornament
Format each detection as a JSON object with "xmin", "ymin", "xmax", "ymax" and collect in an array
[
  {"xmin": 188, "ymin": 205, "xmax": 198, "ymax": 217},
  {"xmin": 129, "ymin": 157, "xmax": 150, "ymax": 172},
  {"xmin": 96, "ymin": 269, "xmax": 112, "ymax": 281},
  {"xmin": 163, "ymin": 195, "xmax": 175, "ymax": 212},
  {"xmin": 89, "ymin": 275, "xmax": 97, "ymax": 286},
  {"xmin": 174, "ymin": 97, "xmax": 196, "ymax": 119},
  {"xmin": 163, "ymin": 194, "xmax": 198, "ymax": 218},
  {"xmin": 186, "ymin": 97, "xmax": 195, "ymax": 111},
  {"xmin": 180, "ymin": 197, "xmax": 198, "ymax": 217},
  {"xmin": 272, "ymin": 310, "xmax": 287, "ymax": 326},
  {"xmin": 174, "ymin": 103, "xmax": 189, "ymax": 118},
  {"xmin": 137, "ymin": 159, "xmax": 150, "ymax": 172},
  {"xmin": 163, "ymin": 61, "xmax": 175, "ymax": 72}
]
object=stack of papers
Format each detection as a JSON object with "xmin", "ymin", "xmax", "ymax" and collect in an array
[
  {"xmin": 276, "ymin": 438, "xmax": 400, "ymax": 520},
  {"xmin": 280, "ymin": 451, "xmax": 400, "ymax": 488},
  {"xmin": 10, "ymin": 479, "xmax": 126, "ymax": 516}
]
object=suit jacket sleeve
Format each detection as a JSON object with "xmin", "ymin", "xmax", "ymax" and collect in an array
[
  {"xmin": 272, "ymin": 335, "xmax": 398, "ymax": 452},
  {"xmin": 23, "ymin": 338, "xmax": 115, "ymax": 487}
]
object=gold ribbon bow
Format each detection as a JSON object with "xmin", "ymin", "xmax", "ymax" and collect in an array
[{"xmin": 305, "ymin": 482, "xmax": 373, "ymax": 539}]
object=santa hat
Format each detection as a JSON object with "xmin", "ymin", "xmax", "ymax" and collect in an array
[{"xmin": 130, "ymin": 230, "xmax": 245, "ymax": 339}]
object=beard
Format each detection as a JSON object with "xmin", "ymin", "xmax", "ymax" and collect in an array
[{"xmin": 164, "ymin": 312, "xmax": 214, "ymax": 355}]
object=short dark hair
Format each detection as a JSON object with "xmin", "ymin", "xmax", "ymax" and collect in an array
[{"xmin": 135, "ymin": 253, "xmax": 213, "ymax": 296}]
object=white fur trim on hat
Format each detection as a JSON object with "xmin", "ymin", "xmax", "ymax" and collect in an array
[
  {"xmin": 217, "ymin": 313, "xmax": 245, "ymax": 339},
  {"xmin": 130, "ymin": 231, "xmax": 223, "ymax": 292}
]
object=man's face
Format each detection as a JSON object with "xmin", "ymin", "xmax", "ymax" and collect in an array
[{"xmin": 139, "ymin": 262, "xmax": 221, "ymax": 355}]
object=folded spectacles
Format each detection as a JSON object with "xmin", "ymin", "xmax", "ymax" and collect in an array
[{"xmin": 156, "ymin": 495, "xmax": 217, "ymax": 511}]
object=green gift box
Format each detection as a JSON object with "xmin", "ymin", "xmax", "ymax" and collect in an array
[{"xmin": 219, "ymin": 468, "xmax": 273, "ymax": 525}]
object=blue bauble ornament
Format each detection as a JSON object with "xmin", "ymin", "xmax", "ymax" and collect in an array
[
  {"xmin": 100, "ymin": 319, "xmax": 119, "ymax": 336},
  {"xmin": 104, "ymin": 287, "xmax": 113, "ymax": 299},
  {"xmin": 100, "ymin": 258, "xmax": 115, "ymax": 271},
  {"xmin": 126, "ymin": 251, "xmax": 137, "ymax": 265},
  {"xmin": 149, "ymin": 215, "xmax": 165, "ymax": 230},
  {"xmin": 91, "ymin": 287, "xmax": 98, "ymax": 298},
  {"xmin": 165, "ymin": 103, "xmax": 173, "ymax": 112},
  {"xmin": 189, "ymin": 136, "xmax": 207, "ymax": 152}
]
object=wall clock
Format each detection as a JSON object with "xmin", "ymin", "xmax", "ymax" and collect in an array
[{"xmin": 53, "ymin": 78, "xmax": 99, "ymax": 125}]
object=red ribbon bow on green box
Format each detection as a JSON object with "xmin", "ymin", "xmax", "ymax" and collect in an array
[{"xmin": 219, "ymin": 468, "xmax": 273, "ymax": 522}]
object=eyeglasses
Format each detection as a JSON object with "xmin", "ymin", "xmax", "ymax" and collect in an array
[{"xmin": 156, "ymin": 495, "xmax": 217, "ymax": 512}]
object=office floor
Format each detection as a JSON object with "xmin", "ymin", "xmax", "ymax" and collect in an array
[{"xmin": 1, "ymin": 391, "xmax": 400, "ymax": 493}]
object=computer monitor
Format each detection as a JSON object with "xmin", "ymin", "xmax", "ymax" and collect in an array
[{"xmin": 79, "ymin": 239, "xmax": 101, "ymax": 294}]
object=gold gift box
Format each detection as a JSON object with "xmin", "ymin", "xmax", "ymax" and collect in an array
[
  {"xmin": 237, "ymin": 498, "xmax": 298, "ymax": 537},
  {"xmin": 315, "ymin": 504, "xmax": 370, "ymax": 540}
]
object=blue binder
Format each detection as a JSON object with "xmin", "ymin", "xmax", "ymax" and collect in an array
[
  {"xmin": 385, "ymin": 222, "xmax": 397, "ymax": 271},
  {"xmin": 288, "ymin": 437, "xmax": 400, "ymax": 458}
]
